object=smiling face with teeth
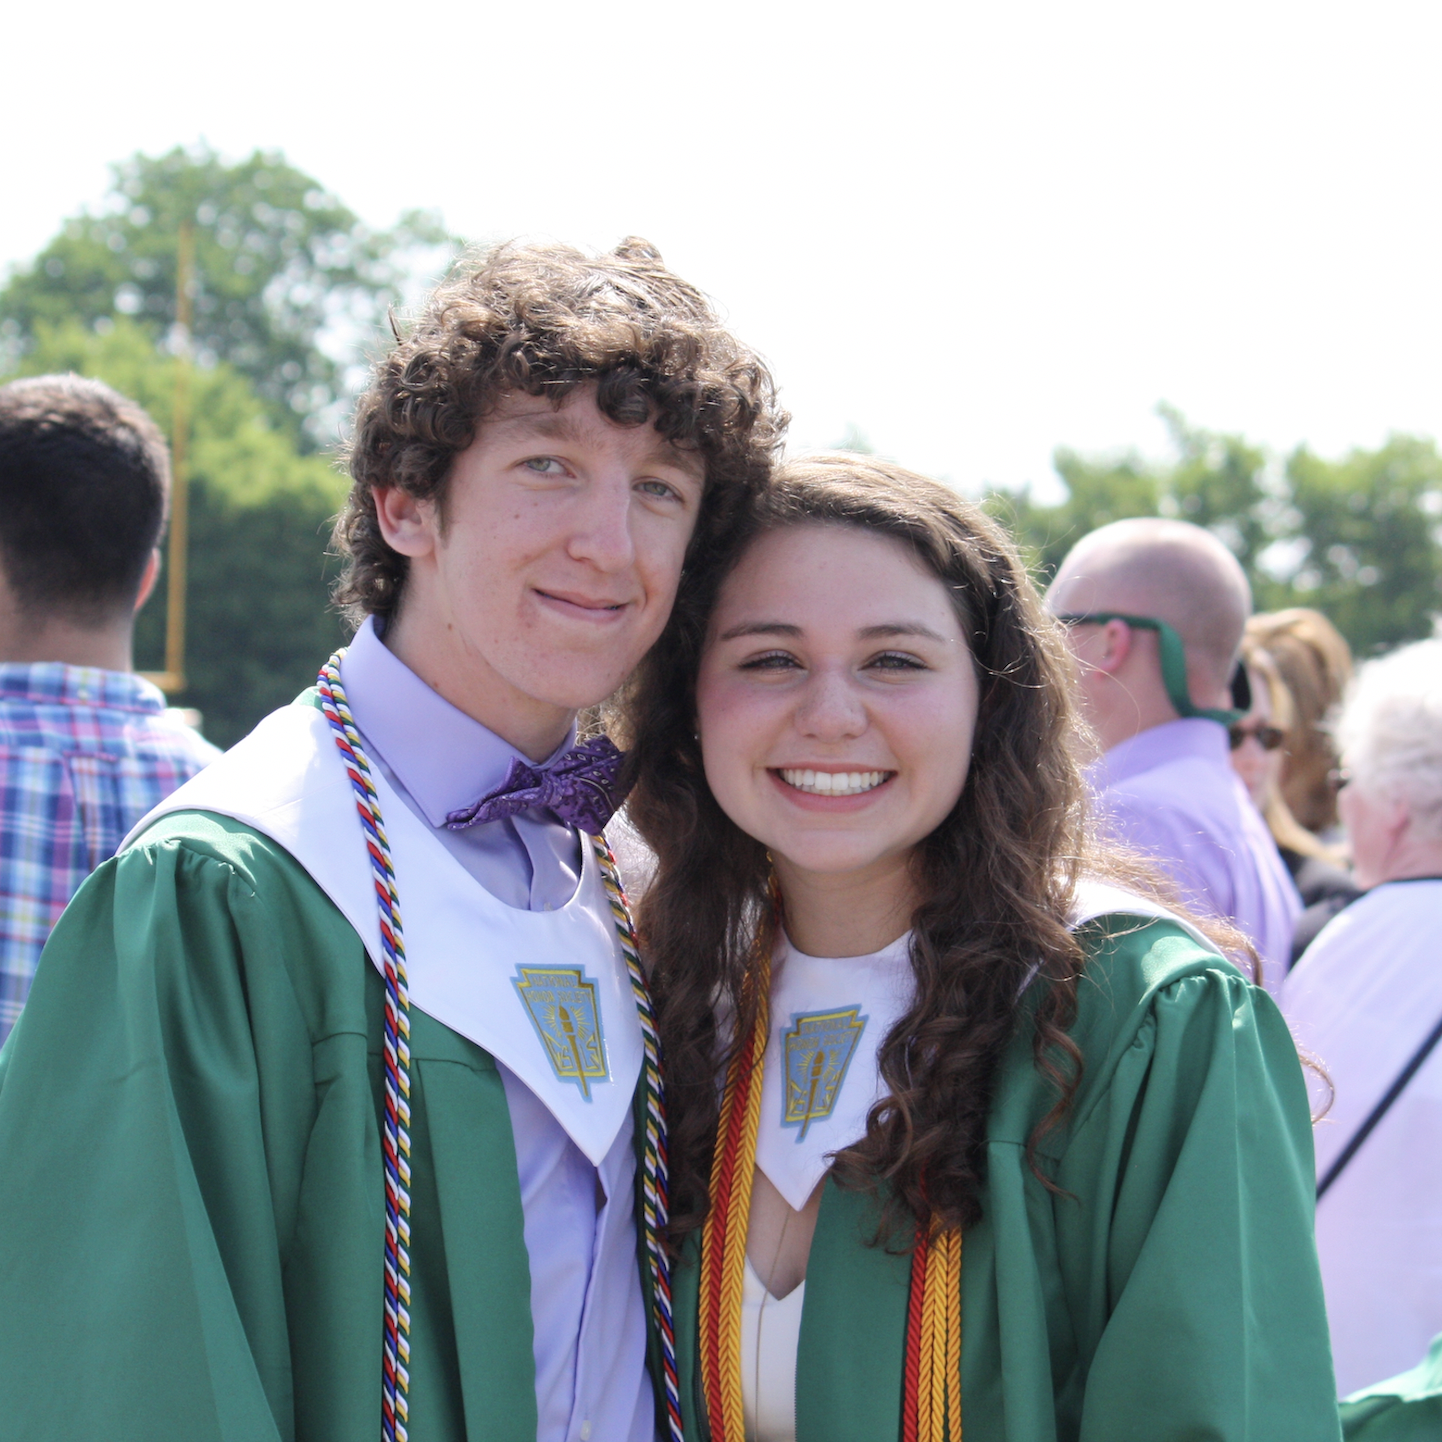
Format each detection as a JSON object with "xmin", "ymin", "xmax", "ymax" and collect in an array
[{"xmin": 695, "ymin": 522, "xmax": 981, "ymax": 944}]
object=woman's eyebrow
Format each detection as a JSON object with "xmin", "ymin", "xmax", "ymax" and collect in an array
[
  {"xmin": 857, "ymin": 622, "xmax": 949, "ymax": 642},
  {"xmin": 716, "ymin": 621, "xmax": 802, "ymax": 641},
  {"xmin": 716, "ymin": 620, "xmax": 950, "ymax": 643}
]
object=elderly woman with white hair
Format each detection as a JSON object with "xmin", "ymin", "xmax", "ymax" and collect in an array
[{"xmin": 1284, "ymin": 636, "xmax": 1442, "ymax": 1402}]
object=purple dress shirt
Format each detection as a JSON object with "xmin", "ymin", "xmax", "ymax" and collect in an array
[
  {"xmin": 339, "ymin": 618, "xmax": 653, "ymax": 1442},
  {"xmin": 1088, "ymin": 718, "xmax": 1301, "ymax": 990}
]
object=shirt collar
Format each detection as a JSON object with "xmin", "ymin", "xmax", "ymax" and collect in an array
[
  {"xmin": 1090, "ymin": 716, "xmax": 1229, "ymax": 790},
  {"xmin": 337, "ymin": 616, "xmax": 577, "ymax": 828},
  {"xmin": 0, "ymin": 662, "xmax": 167, "ymax": 712}
]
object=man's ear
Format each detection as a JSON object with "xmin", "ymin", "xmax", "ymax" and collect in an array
[
  {"xmin": 133, "ymin": 550, "xmax": 161, "ymax": 613},
  {"xmin": 1099, "ymin": 618, "xmax": 1133, "ymax": 673},
  {"xmin": 374, "ymin": 486, "xmax": 439, "ymax": 559},
  {"xmin": 1084, "ymin": 618, "xmax": 1133, "ymax": 676}
]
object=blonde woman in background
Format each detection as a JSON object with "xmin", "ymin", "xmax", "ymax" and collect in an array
[
  {"xmin": 1245, "ymin": 608, "xmax": 1354, "ymax": 837},
  {"xmin": 1231, "ymin": 641, "xmax": 1360, "ymax": 966}
]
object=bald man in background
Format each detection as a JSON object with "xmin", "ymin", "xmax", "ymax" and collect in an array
[{"xmin": 1049, "ymin": 518, "xmax": 1301, "ymax": 988}]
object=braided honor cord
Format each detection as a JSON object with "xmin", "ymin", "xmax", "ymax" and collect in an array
[
  {"xmin": 698, "ymin": 944, "xmax": 771, "ymax": 1442},
  {"xmin": 317, "ymin": 654, "xmax": 413, "ymax": 1442},
  {"xmin": 592, "ymin": 833, "xmax": 684, "ymax": 1442},
  {"xmin": 902, "ymin": 1224, "xmax": 962, "ymax": 1441}
]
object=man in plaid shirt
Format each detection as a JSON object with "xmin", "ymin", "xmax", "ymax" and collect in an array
[{"xmin": 0, "ymin": 375, "xmax": 218, "ymax": 1041}]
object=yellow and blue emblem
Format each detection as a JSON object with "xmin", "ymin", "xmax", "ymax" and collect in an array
[
  {"xmin": 782, "ymin": 1006, "xmax": 868, "ymax": 1140},
  {"xmin": 513, "ymin": 965, "xmax": 609, "ymax": 1101}
]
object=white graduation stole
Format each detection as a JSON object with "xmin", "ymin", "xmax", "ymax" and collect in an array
[
  {"xmin": 754, "ymin": 933, "xmax": 912, "ymax": 1211},
  {"xmin": 124, "ymin": 702, "xmax": 642, "ymax": 1166}
]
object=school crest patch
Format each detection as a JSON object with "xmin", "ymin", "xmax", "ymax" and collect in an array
[
  {"xmin": 782, "ymin": 1006, "xmax": 868, "ymax": 1140},
  {"xmin": 513, "ymin": 965, "xmax": 609, "ymax": 1100}
]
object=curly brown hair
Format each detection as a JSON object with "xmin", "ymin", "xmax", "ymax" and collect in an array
[
  {"xmin": 334, "ymin": 237, "xmax": 787, "ymax": 622},
  {"xmin": 614, "ymin": 452, "xmax": 1119, "ymax": 1242}
]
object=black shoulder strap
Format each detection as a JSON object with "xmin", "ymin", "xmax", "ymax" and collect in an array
[{"xmin": 1318, "ymin": 1009, "xmax": 1442, "ymax": 1199}]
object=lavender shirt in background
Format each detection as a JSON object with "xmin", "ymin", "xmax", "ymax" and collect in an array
[
  {"xmin": 340, "ymin": 617, "xmax": 653, "ymax": 1442},
  {"xmin": 1088, "ymin": 718, "xmax": 1301, "ymax": 991}
]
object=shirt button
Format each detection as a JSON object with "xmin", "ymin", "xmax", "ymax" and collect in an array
[{"xmin": 579, "ymin": 1424, "xmax": 592, "ymax": 1440}]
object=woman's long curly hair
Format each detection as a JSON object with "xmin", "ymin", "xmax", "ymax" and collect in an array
[{"xmin": 616, "ymin": 453, "xmax": 1115, "ymax": 1242}]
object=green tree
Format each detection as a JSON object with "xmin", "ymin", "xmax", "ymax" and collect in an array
[
  {"xmin": 994, "ymin": 407, "xmax": 1270, "ymax": 587},
  {"xmin": 985, "ymin": 409, "xmax": 1442, "ymax": 659},
  {"xmin": 1159, "ymin": 405, "xmax": 1270, "ymax": 578},
  {"xmin": 990, "ymin": 449, "xmax": 1162, "ymax": 581},
  {"xmin": 1280, "ymin": 436, "xmax": 1442, "ymax": 654},
  {"xmin": 12, "ymin": 317, "xmax": 350, "ymax": 746},
  {"xmin": 0, "ymin": 145, "xmax": 445, "ymax": 447}
]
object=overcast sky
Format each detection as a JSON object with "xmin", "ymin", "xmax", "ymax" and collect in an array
[{"xmin": 6, "ymin": 0, "xmax": 1441, "ymax": 498}]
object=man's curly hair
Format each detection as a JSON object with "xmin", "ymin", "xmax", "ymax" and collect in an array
[{"xmin": 334, "ymin": 236, "xmax": 787, "ymax": 623}]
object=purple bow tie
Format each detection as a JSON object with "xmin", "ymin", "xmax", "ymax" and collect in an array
[{"xmin": 444, "ymin": 735, "xmax": 627, "ymax": 835}]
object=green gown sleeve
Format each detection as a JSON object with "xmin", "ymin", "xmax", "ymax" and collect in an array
[
  {"xmin": 1046, "ymin": 921, "xmax": 1342, "ymax": 1441},
  {"xmin": 0, "ymin": 824, "xmax": 318, "ymax": 1440},
  {"xmin": 0, "ymin": 812, "xmax": 537, "ymax": 1442},
  {"xmin": 1339, "ymin": 1335, "xmax": 1442, "ymax": 1441}
]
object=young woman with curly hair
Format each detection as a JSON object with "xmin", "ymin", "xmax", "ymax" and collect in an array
[{"xmin": 618, "ymin": 454, "xmax": 1340, "ymax": 1441}]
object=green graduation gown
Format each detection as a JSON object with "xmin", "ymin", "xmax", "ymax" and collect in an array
[
  {"xmin": 0, "ymin": 810, "xmax": 649, "ymax": 1441},
  {"xmin": 1340, "ymin": 1335, "xmax": 1442, "ymax": 1441},
  {"xmin": 672, "ymin": 915, "xmax": 1343, "ymax": 1441}
]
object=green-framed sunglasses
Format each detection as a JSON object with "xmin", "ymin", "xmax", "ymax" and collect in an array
[{"xmin": 1055, "ymin": 612, "xmax": 1248, "ymax": 727}]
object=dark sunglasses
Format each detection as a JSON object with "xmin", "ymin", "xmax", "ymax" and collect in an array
[{"xmin": 1228, "ymin": 723, "xmax": 1285, "ymax": 752}]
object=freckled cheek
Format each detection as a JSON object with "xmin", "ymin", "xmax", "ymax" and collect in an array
[
  {"xmin": 697, "ymin": 679, "xmax": 787, "ymax": 779},
  {"xmin": 697, "ymin": 676, "xmax": 752, "ymax": 736},
  {"xmin": 453, "ymin": 516, "xmax": 535, "ymax": 584},
  {"xmin": 633, "ymin": 517, "xmax": 692, "ymax": 592},
  {"xmin": 697, "ymin": 707, "xmax": 760, "ymax": 824},
  {"xmin": 494, "ymin": 498, "xmax": 573, "ymax": 555},
  {"xmin": 878, "ymin": 689, "xmax": 976, "ymax": 774},
  {"xmin": 442, "ymin": 548, "xmax": 505, "ymax": 615},
  {"xmin": 892, "ymin": 710, "xmax": 974, "ymax": 823},
  {"xmin": 633, "ymin": 556, "xmax": 677, "ymax": 615}
]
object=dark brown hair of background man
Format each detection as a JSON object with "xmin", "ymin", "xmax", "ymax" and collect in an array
[{"xmin": 0, "ymin": 374, "xmax": 169, "ymax": 669}]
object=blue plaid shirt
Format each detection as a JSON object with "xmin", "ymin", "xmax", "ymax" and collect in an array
[{"xmin": 0, "ymin": 663, "xmax": 220, "ymax": 1041}]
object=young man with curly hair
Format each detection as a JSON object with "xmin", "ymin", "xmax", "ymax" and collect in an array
[{"xmin": 0, "ymin": 239, "xmax": 785, "ymax": 1442}]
